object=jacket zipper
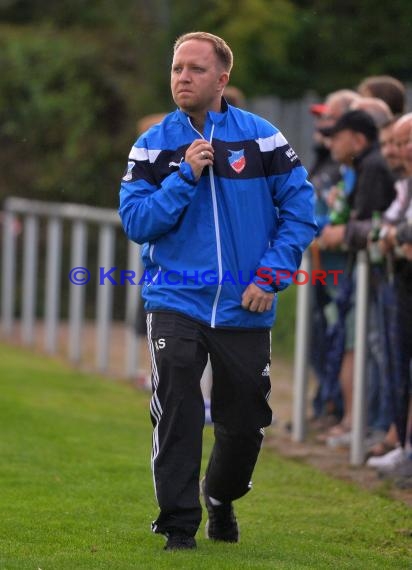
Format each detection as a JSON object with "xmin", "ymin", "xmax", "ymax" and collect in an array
[{"xmin": 188, "ymin": 119, "xmax": 222, "ymax": 328}]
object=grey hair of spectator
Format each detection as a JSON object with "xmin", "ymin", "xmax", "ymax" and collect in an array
[
  {"xmin": 325, "ymin": 89, "xmax": 362, "ymax": 117},
  {"xmin": 350, "ymin": 97, "xmax": 394, "ymax": 129}
]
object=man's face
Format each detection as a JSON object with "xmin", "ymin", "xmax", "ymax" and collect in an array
[
  {"xmin": 171, "ymin": 39, "xmax": 228, "ymax": 116},
  {"xmin": 329, "ymin": 129, "xmax": 358, "ymax": 165},
  {"xmin": 379, "ymin": 123, "xmax": 402, "ymax": 172},
  {"xmin": 394, "ymin": 120, "xmax": 412, "ymax": 175},
  {"xmin": 312, "ymin": 114, "xmax": 334, "ymax": 148}
]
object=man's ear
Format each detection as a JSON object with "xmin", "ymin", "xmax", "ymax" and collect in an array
[
  {"xmin": 218, "ymin": 71, "xmax": 230, "ymax": 91},
  {"xmin": 352, "ymin": 131, "xmax": 368, "ymax": 153}
]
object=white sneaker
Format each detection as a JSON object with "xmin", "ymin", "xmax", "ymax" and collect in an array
[
  {"xmin": 366, "ymin": 446, "xmax": 404, "ymax": 470},
  {"xmin": 326, "ymin": 431, "xmax": 352, "ymax": 448}
]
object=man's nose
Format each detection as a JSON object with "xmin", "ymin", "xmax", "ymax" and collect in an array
[{"xmin": 179, "ymin": 67, "xmax": 191, "ymax": 81}]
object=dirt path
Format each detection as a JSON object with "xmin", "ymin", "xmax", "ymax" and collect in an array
[{"xmin": 267, "ymin": 356, "xmax": 412, "ymax": 508}]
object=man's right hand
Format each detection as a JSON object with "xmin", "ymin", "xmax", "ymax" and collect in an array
[{"xmin": 185, "ymin": 139, "xmax": 214, "ymax": 180}]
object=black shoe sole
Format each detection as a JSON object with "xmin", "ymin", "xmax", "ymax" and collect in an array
[{"xmin": 164, "ymin": 537, "xmax": 196, "ymax": 551}]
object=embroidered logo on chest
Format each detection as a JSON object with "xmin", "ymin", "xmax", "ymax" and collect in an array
[{"xmin": 228, "ymin": 149, "xmax": 246, "ymax": 173}]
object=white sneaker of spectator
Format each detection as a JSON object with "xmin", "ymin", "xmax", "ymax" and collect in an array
[
  {"xmin": 366, "ymin": 446, "xmax": 404, "ymax": 470},
  {"xmin": 326, "ymin": 431, "xmax": 352, "ymax": 448}
]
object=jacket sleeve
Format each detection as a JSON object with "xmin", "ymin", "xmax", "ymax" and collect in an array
[
  {"xmin": 253, "ymin": 138, "xmax": 318, "ymax": 292},
  {"xmin": 396, "ymin": 221, "xmax": 412, "ymax": 245},
  {"xmin": 344, "ymin": 219, "xmax": 372, "ymax": 250},
  {"xmin": 350, "ymin": 160, "xmax": 395, "ymax": 220},
  {"xmin": 118, "ymin": 140, "xmax": 197, "ymax": 244}
]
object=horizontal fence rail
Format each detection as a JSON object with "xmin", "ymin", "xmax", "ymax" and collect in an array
[
  {"xmin": 1, "ymin": 197, "xmax": 379, "ymax": 464},
  {"xmin": 1, "ymin": 197, "xmax": 142, "ymax": 379}
]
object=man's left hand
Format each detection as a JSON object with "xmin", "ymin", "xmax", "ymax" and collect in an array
[
  {"xmin": 401, "ymin": 243, "xmax": 412, "ymax": 260},
  {"xmin": 241, "ymin": 283, "xmax": 274, "ymax": 313},
  {"xmin": 318, "ymin": 224, "xmax": 345, "ymax": 249}
]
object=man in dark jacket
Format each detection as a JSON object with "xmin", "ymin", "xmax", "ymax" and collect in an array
[
  {"xmin": 318, "ymin": 110, "xmax": 395, "ymax": 443},
  {"xmin": 321, "ymin": 110, "xmax": 395, "ymax": 238}
]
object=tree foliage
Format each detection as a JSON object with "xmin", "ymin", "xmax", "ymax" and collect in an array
[
  {"xmin": 167, "ymin": 0, "xmax": 298, "ymax": 96},
  {"xmin": 0, "ymin": 1, "xmax": 411, "ymax": 206},
  {"xmin": 287, "ymin": 0, "xmax": 412, "ymax": 97},
  {"xmin": 0, "ymin": 27, "xmax": 130, "ymax": 206}
]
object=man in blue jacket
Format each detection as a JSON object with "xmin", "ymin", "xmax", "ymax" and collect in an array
[{"xmin": 119, "ymin": 31, "xmax": 316, "ymax": 551}]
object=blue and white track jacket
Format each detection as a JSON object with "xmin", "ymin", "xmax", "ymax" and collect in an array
[{"xmin": 119, "ymin": 101, "xmax": 317, "ymax": 329}]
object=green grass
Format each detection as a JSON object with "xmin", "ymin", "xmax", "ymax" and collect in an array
[
  {"xmin": 272, "ymin": 284, "xmax": 297, "ymax": 359},
  {"xmin": 0, "ymin": 343, "xmax": 411, "ymax": 569}
]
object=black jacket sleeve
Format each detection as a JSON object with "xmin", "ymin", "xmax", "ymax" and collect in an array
[
  {"xmin": 349, "ymin": 149, "xmax": 395, "ymax": 220},
  {"xmin": 396, "ymin": 222, "xmax": 412, "ymax": 245},
  {"xmin": 344, "ymin": 219, "xmax": 372, "ymax": 250}
]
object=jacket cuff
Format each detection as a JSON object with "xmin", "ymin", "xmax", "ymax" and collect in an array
[
  {"xmin": 178, "ymin": 162, "xmax": 197, "ymax": 186},
  {"xmin": 396, "ymin": 222, "xmax": 412, "ymax": 245},
  {"xmin": 253, "ymin": 273, "xmax": 278, "ymax": 293}
]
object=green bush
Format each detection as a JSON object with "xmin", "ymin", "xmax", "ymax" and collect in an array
[{"xmin": 0, "ymin": 26, "xmax": 128, "ymax": 207}]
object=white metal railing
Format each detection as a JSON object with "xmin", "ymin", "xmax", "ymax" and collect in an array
[
  {"xmin": 292, "ymin": 248, "xmax": 370, "ymax": 465},
  {"xmin": 1, "ymin": 197, "xmax": 142, "ymax": 378},
  {"xmin": 292, "ymin": 250, "xmax": 312, "ymax": 442},
  {"xmin": 1, "ymin": 196, "xmax": 371, "ymax": 463}
]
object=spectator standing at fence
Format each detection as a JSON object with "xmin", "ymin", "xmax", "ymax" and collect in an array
[
  {"xmin": 318, "ymin": 110, "xmax": 396, "ymax": 446},
  {"xmin": 365, "ymin": 116, "xmax": 406, "ymax": 458},
  {"xmin": 366, "ymin": 114, "xmax": 412, "ymax": 483},
  {"xmin": 333, "ymin": 112, "xmax": 409, "ymax": 460},
  {"xmin": 346, "ymin": 98, "xmax": 396, "ymax": 439},
  {"xmin": 378, "ymin": 118, "xmax": 406, "ymax": 180},
  {"xmin": 119, "ymin": 31, "xmax": 316, "ymax": 551},
  {"xmin": 357, "ymin": 75, "xmax": 406, "ymax": 117},
  {"xmin": 307, "ymin": 90, "xmax": 360, "ymax": 431}
]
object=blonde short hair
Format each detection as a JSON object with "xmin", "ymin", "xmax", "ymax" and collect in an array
[{"xmin": 174, "ymin": 32, "xmax": 233, "ymax": 73}]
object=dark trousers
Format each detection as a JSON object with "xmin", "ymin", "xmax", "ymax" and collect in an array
[
  {"xmin": 146, "ymin": 311, "xmax": 273, "ymax": 537},
  {"xmin": 395, "ymin": 276, "xmax": 412, "ymax": 448}
]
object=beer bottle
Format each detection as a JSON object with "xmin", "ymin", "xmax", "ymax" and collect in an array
[{"xmin": 329, "ymin": 182, "xmax": 350, "ymax": 225}]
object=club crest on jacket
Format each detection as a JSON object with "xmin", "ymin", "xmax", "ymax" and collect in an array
[{"xmin": 228, "ymin": 149, "xmax": 246, "ymax": 173}]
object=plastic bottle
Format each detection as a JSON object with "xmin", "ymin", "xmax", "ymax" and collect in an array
[{"xmin": 368, "ymin": 211, "xmax": 383, "ymax": 264}]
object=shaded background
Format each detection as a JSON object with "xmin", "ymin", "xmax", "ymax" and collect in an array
[
  {"xmin": 1, "ymin": 0, "xmax": 412, "ymax": 208},
  {"xmin": 1, "ymin": 1, "xmax": 412, "ymax": 357}
]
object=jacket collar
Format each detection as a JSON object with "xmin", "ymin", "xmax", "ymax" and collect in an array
[
  {"xmin": 352, "ymin": 140, "xmax": 379, "ymax": 169},
  {"xmin": 174, "ymin": 97, "xmax": 229, "ymax": 131}
]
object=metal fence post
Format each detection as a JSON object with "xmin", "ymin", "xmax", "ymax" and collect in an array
[
  {"xmin": 350, "ymin": 250, "xmax": 369, "ymax": 466},
  {"xmin": 292, "ymin": 249, "xmax": 312, "ymax": 442},
  {"xmin": 68, "ymin": 220, "xmax": 88, "ymax": 363},
  {"xmin": 44, "ymin": 217, "xmax": 63, "ymax": 353},
  {"xmin": 124, "ymin": 240, "xmax": 141, "ymax": 378},
  {"xmin": 1, "ymin": 212, "xmax": 17, "ymax": 336},
  {"xmin": 21, "ymin": 215, "xmax": 39, "ymax": 345},
  {"xmin": 95, "ymin": 224, "xmax": 115, "ymax": 373}
]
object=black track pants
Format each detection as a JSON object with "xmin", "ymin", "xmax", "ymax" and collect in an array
[{"xmin": 146, "ymin": 311, "xmax": 272, "ymax": 537}]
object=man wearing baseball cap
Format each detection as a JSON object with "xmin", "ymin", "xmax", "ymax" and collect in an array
[{"xmin": 320, "ymin": 109, "xmax": 395, "ymax": 225}]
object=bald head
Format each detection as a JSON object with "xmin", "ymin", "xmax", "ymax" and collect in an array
[
  {"xmin": 325, "ymin": 89, "xmax": 362, "ymax": 120},
  {"xmin": 393, "ymin": 113, "xmax": 412, "ymax": 175}
]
